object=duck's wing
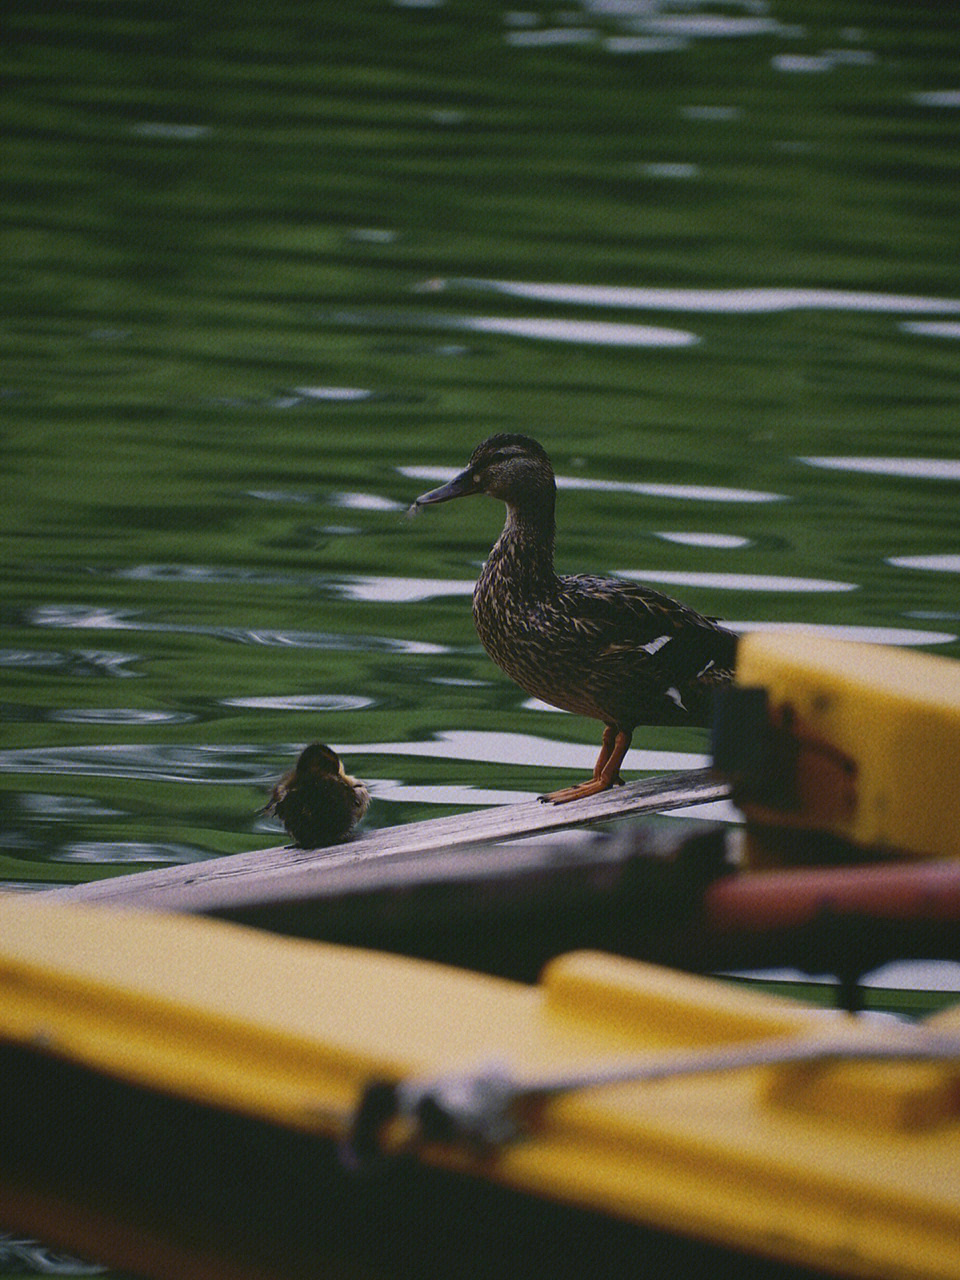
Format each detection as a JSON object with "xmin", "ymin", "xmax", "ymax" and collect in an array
[
  {"xmin": 554, "ymin": 575, "xmax": 738, "ymax": 723},
  {"xmin": 557, "ymin": 575, "xmax": 736, "ymax": 658}
]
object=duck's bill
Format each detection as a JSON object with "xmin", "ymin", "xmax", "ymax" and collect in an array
[{"xmin": 414, "ymin": 469, "xmax": 473, "ymax": 507}]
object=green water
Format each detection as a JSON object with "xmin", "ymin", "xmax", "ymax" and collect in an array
[{"xmin": 2, "ymin": 1, "xmax": 960, "ymax": 1273}]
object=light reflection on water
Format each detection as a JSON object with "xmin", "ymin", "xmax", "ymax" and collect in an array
[
  {"xmin": 615, "ymin": 570, "xmax": 858, "ymax": 592},
  {"xmin": 48, "ymin": 708, "xmax": 195, "ymax": 725},
  {"xmin": 604, "ymin": 36, "xmax": 687, "ymax": 55},
  {"xmin": 367, "ymin": 779, "xmax": 539, "ymax": 806},
  {"xmin": 222, "ymin": 693, "xmax": 374, "ymax": 711},
  {"xmin": 636, "ymin": 163, "xmax": 700, "ymax": 180},
  {"xmin": 27, "ymin": 605, "xmax": 448, "ymax": 656},
  {"xmin": 420, "ymin": 277, "xmax": 960, "ymax": 315},
  {"xmin": 57, "ymin": 841, "xmax": 208, "ymax": 864},
  {"xmin": 462, "ymin": 315, "xmax": 699, "ymax": 347},
  {"xmin": 504, "ymin": 11, "xmax": 804, "ymax": 45},
  {"xmin": 655, "ymin": 532, "xmax": 752, "ymax": 548},
  {"xmin": 19, "ymin": 793, "xmax": 124, "ymax": 819},
  {"xmin": 903, "ymin": 321, "xmax": 960, "ymax": 339},
  {"xmin": 888, "ymin": 555, "xmax": 960, "ymax": 574},
  {"xmin": 291, "ymin": 386, "xmax": 373, "ymax": 401},
  {"xmin": 335, "ymin": 576, "xmax": 474, "ymax": 603},
  {"xmin": 0, "ymin": 744, "xmax": 274, "ymax": 786},
  {"xmin": 680, "ymin": 105, "xmax": 742, "ymax": 121},
  {"xmin": 345, "ymin": 730, "xmax": 708, "ymax": 774},
  {"xmin": 800, "ymin": 457, "xmax": 960, "ymax": 480},
  {"xmin": 913, "ymin": 91, "xmax": 960, "ymax": 107},
  {"xmin": 330, "ymin": 307, "xmax": 699, "ymax": 348},
  {"xmin": 328, "ymin": 491, "xmax": 407, "ymax": 512},
  {"xmin": 0, "ymin": 649, "xmax": 142, "ymax": 677}
]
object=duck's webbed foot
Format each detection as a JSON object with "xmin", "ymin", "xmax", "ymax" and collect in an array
[
  {"xmin": 538, "ymin": 728, "xmax": 630, "ymax": 805},
  {"xmin": 539, "ymin": 775, "xmax": 624, "ymax": 804}
]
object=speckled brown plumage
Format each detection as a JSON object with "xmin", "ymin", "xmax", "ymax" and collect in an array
[
  {"xmin": 415, "ymin": 434, "xmax": 737, "ymax": 802},
  {"xmin": 262, "ymin": 742, "xmax": 370, "ymax": 847}
]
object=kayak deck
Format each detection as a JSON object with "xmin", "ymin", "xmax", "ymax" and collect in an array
[{"xmin": 0, "ymin": 895, "xmax": 957, "ymax": 1280}]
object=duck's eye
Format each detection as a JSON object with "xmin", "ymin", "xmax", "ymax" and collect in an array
[{"xmin": 472, "ymin": 471, "xmax": 482, "ymax": 484}]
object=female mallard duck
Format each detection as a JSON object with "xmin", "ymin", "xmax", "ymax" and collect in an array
[
  {"xmin": 262, "ymin": 742, "xmax": 370, "ymax": 847},
  {"xmin": 414, "ymin": 434, "xmax": 738, "ymax": 803}
]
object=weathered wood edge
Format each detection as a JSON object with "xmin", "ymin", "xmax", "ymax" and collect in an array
[{"xmin": 45, "ymin": 768, "xmax": 730, "ymax": 914}]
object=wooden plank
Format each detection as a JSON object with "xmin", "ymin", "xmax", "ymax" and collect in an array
[{"xmin": 46, "ymin": 768, "xmax": 729, "ymax": 914}]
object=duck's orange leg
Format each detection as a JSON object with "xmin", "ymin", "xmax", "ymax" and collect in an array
[
  {"xmin": 540, "ymin": 728, "xmax": 631, "ymax": 804},
  {"xmin": 590, "ymin": 725, "xmax": 618, "ymax": 780}
]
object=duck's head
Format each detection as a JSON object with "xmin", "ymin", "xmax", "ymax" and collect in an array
[
  {"xmin": 292, "ymin": 742, "xmax": 370, "ymax": 810},
  {"xmin": 295, "ymin": 742, "xmax": 345, "ymax": 780},
  {"xmin": 414, "ymin": 434, "xmax": 554, "ymax": 509}
]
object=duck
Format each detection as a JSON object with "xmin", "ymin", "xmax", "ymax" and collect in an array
[
  {"xmin": 262, "ymin": 742, "xmax": 370, "ymax": 847},
  {"xmin": 414, "ymin": 434, "xmax": 738, "ymax": 803}
]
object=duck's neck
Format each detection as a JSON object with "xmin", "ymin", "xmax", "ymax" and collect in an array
[{"xmin": 487, "ymin": 487, "xmax": 558, "ymax": 591}]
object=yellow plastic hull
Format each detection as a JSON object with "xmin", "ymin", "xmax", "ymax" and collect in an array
[
  {"xmin": 735, "ymin": 630, "xmax": 960, "ymax": 859},
  {"xmin": 0, "ymin": 895, "xmax": 957, "ymax": 1280}
]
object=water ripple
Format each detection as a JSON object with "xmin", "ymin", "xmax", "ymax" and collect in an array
[
  {"xmin": 330, "ymin": 306, "xmax": 697, "ymax": 349},
  {"xmin": 130, "ymin": 122, "xmax": 211, "ymax": 140},
  {"xmin": 221, "ymin": 628, "xmax": 446, "ymax": 655},
  {"xmin": 655, "ymin": 532, "xmax": 752, "ymax": 548},
  {"xmin": 637, "ymin": 162, "xmax": 700, "ymax": 180},
  {"xmin": 605, "ymin": 36, "xmax": 687, "ymax": 54},
  {"xmin": 506, "ymin": 28, "xmax": 596, "ymax": 48},
  {"xmin": 222, "ymin": 693, "xmax": 374, "ymax": 711},
  {"xmin": 800, "ymin": 456, "xmax": 960, "ymax": 480},
  {"xmin": 0, "ymin": 743, "xmax": 275, "ymax": 785},
  {"xmin": 19, "ymin": 793, "xmax": 124, "ymax": 819},
  {"xmin": 913, "ymin": 91, "xmax": 960, "ymax": 108},
  {"xmin": 0, "ymin": 648, "xmax": 141, "ymax": 677},
  {"xmin": 246, "ymin": 489, "xmax": 316, "ymax": 504},
  {"xmin": 334, "ymin": 576, "xmax": 473, "ymax": 603},
  {"xmin": 901, "ymin": 321, "xmax": 960, "ymax": 340},
  {"xmin": 681, "ymin": 105, "xmax": 741, "ymax": 122},
  {"xmin": 421, "ymin": 277, "xmax": 960, "ymax": 315},
  {"xmin": 639, "ymin": 15, "xmax": 802, "ymax": 38},
  {"xmin": 27, "ymin": 605, "xmax": 448, "ymax": 656},
  {"xmin": 616, "ymin": 570, "xmax": 858, "ymax": 592},
  {"xmin": 345, "ymin": 730, "xmax": 709, "ymax": 774},
  {"xmin": 328, "ymin": 491, "xmax": 407, "ymax": 512},
  {"xmin": 113, "ymin": 564, "xmax": 298, "ymax": 585},
  {"xmin": 463, "ymin": 315, "xmax": 698, "ymax": 347},
  {"xmin": 887, "ymin": 555, "xmax": 960, "ymax": 574},
  {"xmin": 48, "ymin": 708, "xmax": 195, "ymax": 725},
  {"xmin": 366, "ymin": 779, "xmax": 539, "ymax": 806},
  {"xmin": 290, "ymin": 385, "xmax": 374, "ymax": 401},
  {"xmin": 56, "ymin": 840, "xmax": 209, "ymax": 864}
]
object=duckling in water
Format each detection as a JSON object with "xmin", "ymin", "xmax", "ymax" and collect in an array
[
  {"xmin": 414, "ymin": 434, "xmax": 737, "ymax": 803},
  {"xmin": 262, "ymin": 742, "xmax": 370, "ymax": 847}
]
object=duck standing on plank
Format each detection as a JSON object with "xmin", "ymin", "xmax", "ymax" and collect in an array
[
  {"xmin": 413, "ymin": 435, "xmax": 737, "ymax": 803},
  {"xmin": 262, "ymin": 742, "xmax": 370, "ymax": 847}
]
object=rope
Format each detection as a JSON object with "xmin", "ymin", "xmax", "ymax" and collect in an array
[{"xmin": 341, "ymin": 1027, "xmax": 960, "ymax": 1169}]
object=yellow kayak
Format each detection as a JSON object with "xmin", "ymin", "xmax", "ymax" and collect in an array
[
  {"xmin": 719, "ymin": 631, "xmax": 960, "ymax": 862},
  {"xmin": 0, "ymin": 894, "xmax": 957, "ymax": 1280}
]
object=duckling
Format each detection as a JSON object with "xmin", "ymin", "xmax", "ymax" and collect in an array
[
  {"xmin": 262, "ymin": 742, "xmax": 370, "ymax": 847},
  {"xmin": 414, "ymin": 434, "xmax": 737, "ymax": 803}
]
